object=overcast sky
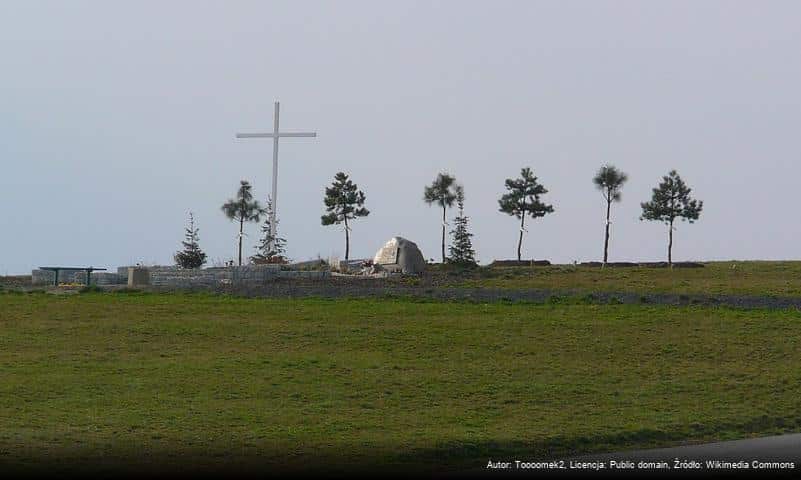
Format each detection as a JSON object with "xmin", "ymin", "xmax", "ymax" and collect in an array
[{"xmin": 2, "ymin": 0, "xmax": 800, "ymax": 274}]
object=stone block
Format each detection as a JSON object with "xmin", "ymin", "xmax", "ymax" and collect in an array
[
  {"xmin": 128, "ymin": 267, "xmax": 151, "ymax": 287},
  {"xmin": 373, "ymin": 237, "xmax": 426, "ymax": 274}
]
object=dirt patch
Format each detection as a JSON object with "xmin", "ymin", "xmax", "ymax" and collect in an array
[
  {"xmin": 488, "ymin": 260, "xmax": 552, "ymax": 267},
  {"xmin": 579, "ymin": 262, "xmax": 640, "ymax": 268},
  {"xmin": 126, "ymin": 277, "xmax": 801, "ymax": 310},
  {"xmin": 579, "ymin": 262, "xmax": 705, "ymax": 268}
]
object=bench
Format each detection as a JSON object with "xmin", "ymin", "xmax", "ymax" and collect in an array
[{"xmin": 38, "ymin": 266, "xmax": 107, "ymax": 286}]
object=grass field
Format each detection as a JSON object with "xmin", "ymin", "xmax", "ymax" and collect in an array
[
  {"xmin": 1, "ymin": 291, "xmax": 800, "ymax": 473},
  {"xmin": 445, "ymin": 261, "xmax": 801, "ymax": 297}
]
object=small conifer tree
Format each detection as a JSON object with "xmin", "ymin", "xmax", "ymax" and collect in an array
[
  {"xmin": 174, "ymin": 212, "xmax": 207, "ymax": 269},
  {"xmin": 448, "ymin": 185, "xmax": 477, "ymax": 266},
  {"xmin": 321, "ymin": 172, "xmax": 370, "ymax": 261},
  {"xmin": 251, "ymin": 196, "xmax": 288, "ymax": 264}
]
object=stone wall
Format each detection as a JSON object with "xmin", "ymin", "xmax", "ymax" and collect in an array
[
  {"xmin": 145, "ymin": 265, "xmax": 329, "ymax": 288},
  {"xmin": 74, "ymin": 272, "xmax": 126, "ymax": 285},
  {"xmin": 117, "ymin": 266, "xmax": 178, "ymax": 277},
  {"xmin": 150, "ymin": 269, "xmax": 230, "ymax": 288},
  {"xmin": 32, "ymin": 265, "xmax": 329, "ymax": 289}
]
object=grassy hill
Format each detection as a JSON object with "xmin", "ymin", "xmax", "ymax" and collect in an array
[{"xmin": 1, "ymin": 291, "xmax": 799, "ymax": 474}]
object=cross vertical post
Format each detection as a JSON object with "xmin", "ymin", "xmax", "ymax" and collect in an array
[
  {"xmin": 270, "ymin": 102, "xmax": 280, "ymax": 249},
  {"xmin": 236, "ymin": 101, "xmax": 317, "ymax": 252}
]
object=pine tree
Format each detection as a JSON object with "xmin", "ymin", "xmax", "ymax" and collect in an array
[
  {"xmin": 593, "ymin": 164, "xmax": 629, "ymax": 265},
  {"xmin": 174, "ymin": 212, "xmax": 207, "ymax": 269},
  {"xmin": 423, "ymin": 172, "xmax": 459, "ymax": 263},
  {"xmin": 251, "ymin": 196, "xmax": 288, "ymax": 264},
  {"xmin": 321, "ymin": 172, "xmax": 370, "ymax": 260},
  {"xmin": 498, "ymin": 167, "xmax": 555, "ymax": 261},
  {"xmin": 221, "ymin": 180, "xmax": 263, "ymax": 266},
  {"xmin": 640, "ymin": 170, "xmax": 703, "ymax": 267},
  {"xmin": 448, "ymin": 185, "xmax": 477, "ymax": 266}
]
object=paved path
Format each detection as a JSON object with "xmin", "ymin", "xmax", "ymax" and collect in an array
[{"xmin": 573, "ymin": 432, "xmax": 801, "ymax": 462}]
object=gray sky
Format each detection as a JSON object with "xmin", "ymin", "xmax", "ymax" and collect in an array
[{"xmin": 2, "ymin": 0, "xmax": 800, "ymax": 274}]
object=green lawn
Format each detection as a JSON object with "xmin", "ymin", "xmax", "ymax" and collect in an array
[
  {"xmin": 447, "ymin": 261, "xmax": 801, "ymax": 297},
  {"xmin": 1, "ymin": 291, "xmax": 800, "ymax": 473}
]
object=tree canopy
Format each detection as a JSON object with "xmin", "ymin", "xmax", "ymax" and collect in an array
[
  {"xmin": 593, "ymin": 164, "xmax": 628, "ymax": 203},
  {"xmin": 498, "ymin": 167, "xmax": 554, "ymax": 220},
  {"xmin": 640, "ymin": 170, "xmax": 702, "ymax": 225},
  {"xmin": 423, "ymin": 173, "xmax": 459, "ymax": 209}
]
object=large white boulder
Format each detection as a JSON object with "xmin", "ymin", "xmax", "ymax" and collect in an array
[{"xmin": 373, "ymin": 237, "xmax": 426, "ymax": 274}]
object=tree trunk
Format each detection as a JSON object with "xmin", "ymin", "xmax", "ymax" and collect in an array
[
  {"xmin": 668, "ymin": 219, "xmax": 674, "ymax": 268},
  {"xmin": 517, "ymin": 214, "xmax": 526, "ymax": 262},
  {"xmin": 238, "ymin": 216, "xmax": 244, "ymax": 266},
  {"xmin": 344, "ymin": 216, "xmax": 350, "ymax": 261},
  {"xmin": 603, "ymin": 198, "xmax": 611, "ymax": 265},
  {"xmin": 441, "ymin": 205, "xmax": 446, "ymax": 263}
]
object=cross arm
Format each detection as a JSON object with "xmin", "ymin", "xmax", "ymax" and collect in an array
[{"xmin": 236, "ymin": 132, "xmax": 317, "ymax": 138}]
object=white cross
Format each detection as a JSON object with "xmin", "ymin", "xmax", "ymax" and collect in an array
[{"xmin": 236, "ymin": 101, "xmax": 317, "ymax": 250}]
